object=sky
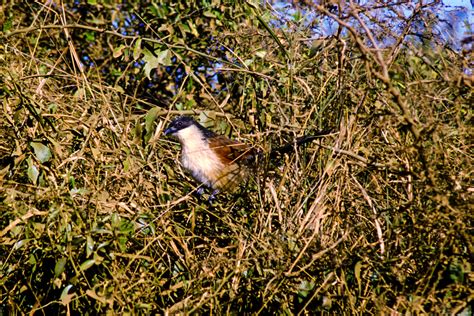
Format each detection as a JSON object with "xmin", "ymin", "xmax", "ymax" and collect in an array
[
  {"xmin": 442, "ymin": 0, "xmax": 472, "ymax": 7},
  {"xmin": 442, "ymin": 0, "xmax": 473, "ymax": 30},
  {"xmin": 440, "ymin": 0, "xmax": 473, "ymax": 49}
]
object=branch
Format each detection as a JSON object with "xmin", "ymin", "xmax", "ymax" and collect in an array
[{"xmin": 315, "ymin": 4, "xmax": 421, "ymax": 140}]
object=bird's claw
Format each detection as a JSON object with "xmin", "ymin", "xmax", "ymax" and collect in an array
[
  {"xmin": 208, "ymin": 189, "xmax": 219, "ymax": 203},
  {"xmin": 196, "ymin": 187, "xmax": 206, "ymax": 196}
]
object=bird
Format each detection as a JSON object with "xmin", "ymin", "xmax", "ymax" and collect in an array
[{"xmin": 164, "ymin": 116, "xmax": 332, "ymax": 200}]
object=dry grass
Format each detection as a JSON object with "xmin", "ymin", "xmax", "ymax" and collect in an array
[{"xmin": 1, "ymin": 1, "xmax": 473, "ymax": 314}]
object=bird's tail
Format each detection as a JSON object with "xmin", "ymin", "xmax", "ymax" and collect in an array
[{"xmin": 268, "ymin": 129, "xmax": 334, "ymax": 160}]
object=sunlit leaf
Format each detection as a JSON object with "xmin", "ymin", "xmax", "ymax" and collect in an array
[
  {"xmin": 203, "ymin": 11, "xmax": 216, "ymax": 18},
  {"xmin": 29, "ymin": 253, "xmax": 37, "ymax": 265},
  {"xmin": 86, "ymin": 235, "xmax": 94, "ymax": 258},
  {"xmin": 142, "ymin": 50, "xmax": 160, "ymax": 79},
  {"xmin": 255, "ymin": 50, "xmax": 267, "ymax": 59},
  {"xmin": 355, "ymin": 261, "xmax": 362, "ymax": 294},
  {"xmin": 48, "ymin": 103, "xmax": 58, "ymax": 113},
  {"xmin": 123, "ymin": 156, "xmax": 131, "ymax": 172},
  {"xmin": 27, "ymin": 164, "xmax": 39, "ymax": 184},
  {"xmin": 297, "ymin": 280, "xmax": 314, "ymax": 298},
  {"xmin": 133, "ymin": 39, "xmax": 142, "ymax": 60},
  {"xmin": 142, "ymin": 48, "xmax": 172, "ymax": 79},
  {"xmin": 113, "ymin": 44, "xmax": 126, "ymax": 58},
  {"xmin": 156, "ymin": 49, "xmax": 172, "ymax": 66},
  {"xmin": 145, "ymin": 107, "xmax": 160, "ymax": 136},
  {"xmin": 14, "ymin": 239, "xmax": 29, "ymax": 250},
  {"xmin": 80, "ymin": 259, "xmax": 95, "ymax": 271},
  {"xmin": 73, "ymin": 87, "xmax": 86, "ymax": 99},
  {"xmin": 187, "ymin": 21, "xmax": 199, "ymax": 37},
  {"xmin": 60, "ymin": 285, "xmax": 75, "ymax": 305},
  {"xmin": 96, "ymin": 241, "xmax": 110, "ymax": 250},
  {"xmin": 27, "ymin": 157, "xmax": 39, "ymax": 184},
  {"xmin": 111, "ymin": 212, "xmax": 120, "ymax": 228},
  {"xmin": 54, "ymin": 258, "xmax": 67, "ymax": 277},
  {"xmin": 30, "ymin": 142, "xmax": 52, "ymax": 163}
]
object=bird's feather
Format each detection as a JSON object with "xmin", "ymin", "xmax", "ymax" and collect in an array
[
  {"xmin": 165, "ymin": 116, "xmax": 333, "ymax": 196},
  {"xmin": 208, "ymin": 136, "xmax": 255, "ymax": 191}
]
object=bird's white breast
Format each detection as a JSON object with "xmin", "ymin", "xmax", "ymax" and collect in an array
[{"xmin": 175, "ymin": 125, "xmax": 224, "ymax": 187}]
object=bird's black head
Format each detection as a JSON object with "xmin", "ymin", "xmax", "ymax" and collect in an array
[{"xmin": 164, "ymin": 116, "xmax": 196, "ymax": 136}]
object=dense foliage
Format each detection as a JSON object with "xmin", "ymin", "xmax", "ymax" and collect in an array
[{"xmin": 1, "ymin": 0, "xmax": 472, "ymax": 314}]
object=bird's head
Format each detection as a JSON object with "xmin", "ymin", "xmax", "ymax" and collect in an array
[{"xmin": 164, "ymin": 116, "xmax": 196, "ymax": 136}]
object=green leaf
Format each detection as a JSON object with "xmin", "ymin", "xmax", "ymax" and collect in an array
[
  {"xmin": 29, "ymin": 253, "xmax": 37, "ymax": 265},
  {"xmin": 86, "ymin": 235, "xmax": 94, "ymax": 258},
  {"xmin": 80, "ymin": 259, "xmax": 95, "ymax": 271},
  {"xmin": 203, "ymin": 11, "xmax": 216, "ymax": 18},
  {"xmin": 111, "ymin": 212, "xmax": 120, "ymax": 228},
  {"xmin": 142, "ymin": 49, "xmax": 160, "ymax": 79},
  {"xmin": 3, "ymin": 16, "xmax": 13, "ymax": 32},
  {"xmin": 113, "ymin": 44, "xmax": 126, "ymax": 58},
  {"xmin": 30, "ymin": 142, "xmax": 52, "ymax": 163},
  {"xmin": 118, "ymin": 236, "xmax": 128, "ymax": 252},
  {"xmin": 60, "ymin": 285, "xmax": 75, "ymax": 305},
  {"xmin": 187, "ymin": 21, "xmax": 199, "ymax": 37},
  {"xmin": 123, "ymin": 156, "xmax": 131, "ymax": 172},
  {"xmin": 39, "ymin": 64, "xmax": 48, "ymax": 75},
  {"xmin": 355, "ymin": 261, "xmax": 362, "ymax": 294},
  {"xmin": 48, "ymin": 103, "xmax": 58, "ymax": 113},
  {"xmin": 27, "ymin": 157, "xmax": 39, "ymax": 184},
  {"xmin": 14, "ymin": 239, "xmax": 29, "ymax": 250},
  {"xmin": 119, "ymin": 219, "xmax": 134, "ymax": 233},
  {"xmin": 69, "ymin": 175, "xmax": 76, "ymax": 188},
  {"xmin": 145, "ymin": 107, "xmax": 160, "ymax": 135},
  {"xmin": 144, "ymin": 107, "xmax": 160, "ymax": 143},
  {"xmin": 297, "ymin": 280, "xmax": 314, "ymax": 298},
  {"xmin": 28, "ymin": 165, "xmax": 39, "ymax": 184},
  {"xmin": 54, "ymin": 258, "xmax": 67, "ymax": 277},
  {"xmin": 142, "ymin": 48, "xmax": 172, "ymax": 79},
  {"xmin": 244, "ymin": 59, "xmax": 253, "ymax": 66},
  {"xmin": 157, "ymin": 49, "xmax": 172, "ymax": 66},
  {"xmin": 133, "ymin": 39, "xmax": 142, "ymax": 60},
  {"xmin": 84, "ymin": 31, "xmax": 95, "ymax": 42},
  {"xmin": 255, "ymin": 50, "xmax": 267, "ymax": 59},
  {"xmin": 175, "ymin": 103, "xmax": 184, "ymax": 111}
]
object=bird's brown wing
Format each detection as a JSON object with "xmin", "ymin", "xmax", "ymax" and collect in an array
[
  {"xmin": 208, "ymin": 136, "xmax": 255, "ymax": 165},
  {"xmin": 207, "ymin": 136, "xmax": 256, "ymax": 192}
]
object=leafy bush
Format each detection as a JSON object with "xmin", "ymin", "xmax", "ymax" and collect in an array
[{"xmin": 1, "ymin": 1, "xmax": 472, "ymax": 314}]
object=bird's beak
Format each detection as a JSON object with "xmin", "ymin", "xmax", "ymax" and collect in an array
[{"xmin": 163, "ymin": 126, "xmax": 176, "ymax": 136}]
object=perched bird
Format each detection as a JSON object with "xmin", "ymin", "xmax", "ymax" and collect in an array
[{"xmin": 164, "ymin": 116, "xmax": 331, "ymax": 200}]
